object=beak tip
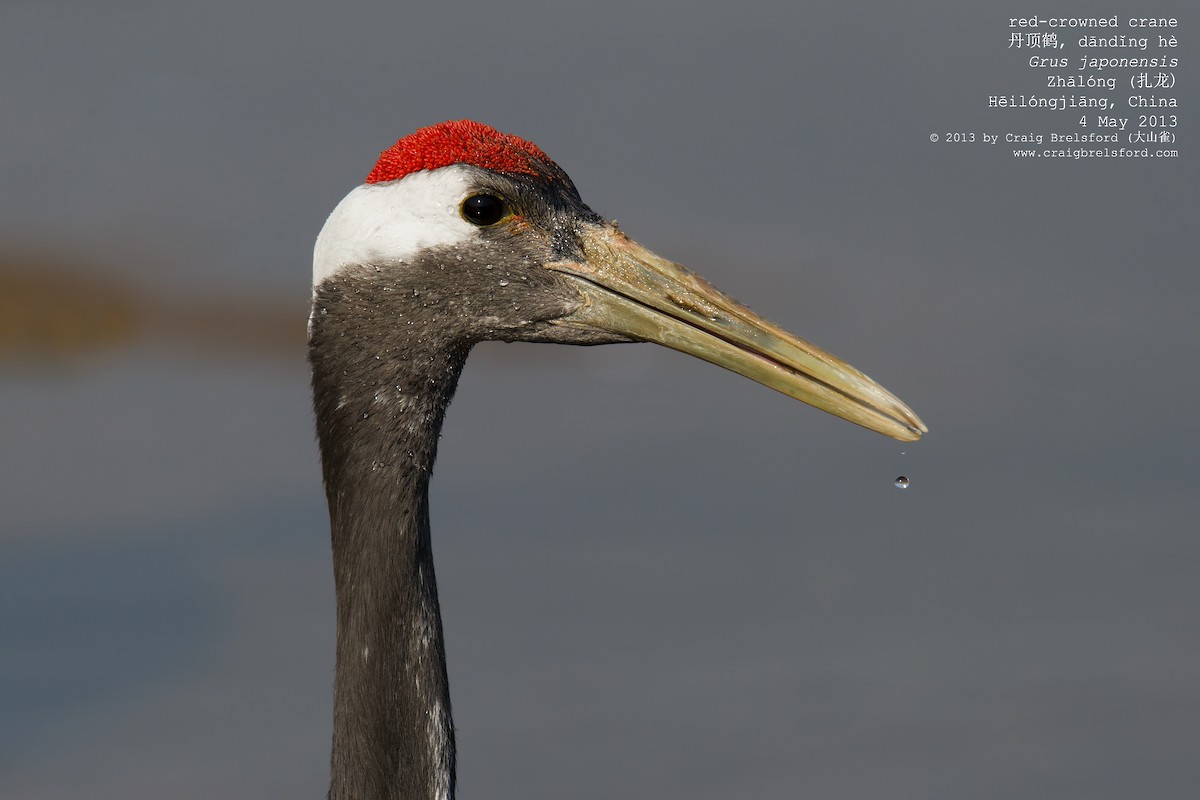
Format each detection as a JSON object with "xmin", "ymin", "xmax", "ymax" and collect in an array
[
  {"xmin": 884, "ymin": 414, "xmax": 927, "ymax": 442},
  {"xmin": 904, "ymin": 418, "xmax": 929, "ymax": 441}
]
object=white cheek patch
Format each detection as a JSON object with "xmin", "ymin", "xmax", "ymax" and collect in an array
[{"xmin": 313, "ymin": 166, "xmax": 480, "ymax": 288}]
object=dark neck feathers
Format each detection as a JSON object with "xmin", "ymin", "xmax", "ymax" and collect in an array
[{"xmin": 311, "ymin": 269, "xmax": 471, "ymax": 800}]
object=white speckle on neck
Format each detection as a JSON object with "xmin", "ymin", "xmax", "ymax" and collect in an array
[
  {"xmin": 406, "ymin": 562, "xmax": 452, "ymax": 800},
  {"xmin": 313, "ymin": 166, "xmax": 482, "ymax": 289},
  {"xmin": 429, "ymin": 697, "xmax": 451, "ymax": 800}
]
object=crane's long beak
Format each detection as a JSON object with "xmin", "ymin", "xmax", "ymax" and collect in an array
[{"xmin": 548, "ymin": 224, "xmax": 927, "ymax": 442}]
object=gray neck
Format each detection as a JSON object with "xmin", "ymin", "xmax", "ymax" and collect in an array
[{"xmin": 311, "ymin": 282, "xmax": 471, "ymax": 800}]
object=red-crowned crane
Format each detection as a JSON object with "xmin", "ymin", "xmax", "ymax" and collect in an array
[{"xmin": 309, "ymin": 120, "xmax": 926, "ymax": 800}]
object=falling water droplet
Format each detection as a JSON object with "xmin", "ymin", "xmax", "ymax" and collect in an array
[{"xmin": 894, "ymin": 476, "xmax": 910, "ymax": 489}]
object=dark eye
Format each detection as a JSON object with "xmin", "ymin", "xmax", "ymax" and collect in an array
[{"xmin": 461, "ymin": 194, "xmax": 509, "ymax": 226}]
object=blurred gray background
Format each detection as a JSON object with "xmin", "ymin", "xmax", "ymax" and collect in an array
[{"xmin": 2, "ymin": 2, "xmax": 1196, "ymax": 798}]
